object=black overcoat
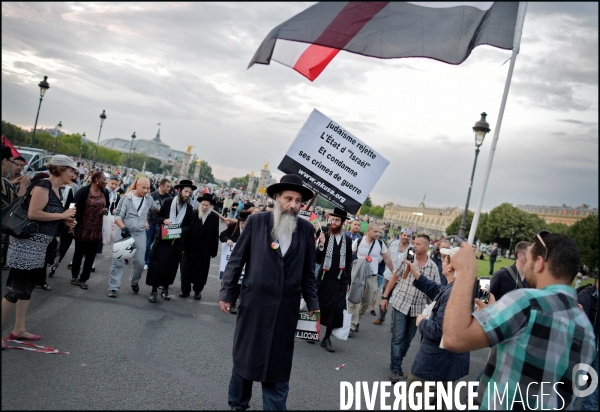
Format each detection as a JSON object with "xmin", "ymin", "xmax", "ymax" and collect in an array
[
  {"xmin": 180, "ymin": 210, "xmax": 219, "ymax": 286},
  {"xmin": 219, "ymin": 212, "xmax": 319, "ymax": 383},
  {"xmin": 145, "ymin": 197, "xmax": 193, "ymax": 287},
  {"xmin": 316, "ymin": 233, "xmax": 352, "ymax": 329}
]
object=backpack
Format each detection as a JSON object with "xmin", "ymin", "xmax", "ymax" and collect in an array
[
  {"xmin": 575, "ymin": 283, "xmax": 594, "ymax": 295},
  {"xmin": 505, "ymin": 265, "xmax": 524, "ymax": 290}
]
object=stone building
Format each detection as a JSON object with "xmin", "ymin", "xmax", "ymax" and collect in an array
[
  {"xmin": 516, "ymin": 204, "xmax": 598, "ymax": 226},
  {"xmin": 383, "ymin": 202, "xmax": 460, "ymax": 238}
]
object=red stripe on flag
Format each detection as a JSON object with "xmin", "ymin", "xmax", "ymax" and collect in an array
[{"xmin": 293, "ymin": 2, "xmax": 389, "ymax": 81}]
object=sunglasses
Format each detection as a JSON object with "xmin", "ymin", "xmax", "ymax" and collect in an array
[{"xmin": 534, "ymin": 230, "xmax": 551, "ymax": 262}]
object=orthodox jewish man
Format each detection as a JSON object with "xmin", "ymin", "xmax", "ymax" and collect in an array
[
  {"xmin": 218, "ymin": 174, "xmax": 319, "ymax": 411},
  {"xmin": 219, "ymin": 209, "xmax": 251, "ymax": 314},
  {"xmin": 315, "ymin": 207, "xmax": 352, "ymax": 353},
  {"xmin": 145, "ymin": 180, "xmax": 195, "ymax": 303},
  {"xmin": 180, "ymin": 193, "xmax": 220, "ymax": 299}
]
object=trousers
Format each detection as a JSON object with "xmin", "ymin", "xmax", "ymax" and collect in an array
[
  {"xmin": 145, "ymin": 224, "xmax": 158, "ymax": 265},
  {"xmin": 349, "ymin": 275, "xmax": 378, "ymax": 330},
  {"xmin": 72, "ymin": 239, "xmax": 100, "ymax": 283},
  {"xmin": 390, "ymin": 308, "xmax": 418, "ymax": 374},
  {"xmin": 108, "ymin": 230, "xmax": 146, "ymax": 291},
  {"xmin": 228, "ymin": 367, "xmax": 289, "ymax": 411}
]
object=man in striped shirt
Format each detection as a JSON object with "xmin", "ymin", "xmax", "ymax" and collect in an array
[{"xmin": 444, "ymin": 233, "xmax": 595, "ymax": 410}]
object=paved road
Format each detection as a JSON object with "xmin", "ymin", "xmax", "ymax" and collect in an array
[{"xmin": 2, "ymin": 223, "xmax": 489, "ymax": 410}]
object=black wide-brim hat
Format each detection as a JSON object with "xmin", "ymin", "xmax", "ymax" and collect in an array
[
  {"xmin": 266, "ymin": 174, "xmax": 314, "ymax": 202},
  {"xmin": 198, "ymin": 192, "xmax": 216, "ymax": 204},
  {"xmin": 174, "ymin": 179, "xmax": 197, "ymax": 191},
  {"xmin": 329, "ymin": 207, "xmax": 348, "ymax": 220},
  {"xmin": 238, "ymin": 210, "xmax": 251, "ymax": 221}
]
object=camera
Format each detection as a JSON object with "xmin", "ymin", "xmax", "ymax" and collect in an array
[{"xmin": 406, "ymin": 247, "xmax": 415, "ymax": 263}]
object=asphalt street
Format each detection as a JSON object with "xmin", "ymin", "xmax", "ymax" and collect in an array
[{"xmin": 2, "ymin": 222, "xmax": 489, "ymax": 410}]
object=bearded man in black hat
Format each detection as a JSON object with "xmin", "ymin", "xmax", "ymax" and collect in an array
[
  {"xmin": 180, "ymin": 192, "xmax": 220, "ymax": 299},
  {"xmin": 145, "ymin": 180, "xmax": 195, "ymax": 303},
  {"xmin": 314, "ymin": 207, "xmax": 352, "ymax": 352},
  {"xmin": 219, "ymin": 174, "xmax": 319, "ymax": 411},
  {"xmin": 219, "ymin": 209, "xmax": 251, "ymax": 314}
]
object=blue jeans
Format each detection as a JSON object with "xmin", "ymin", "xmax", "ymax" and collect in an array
[
  {"xmin": 580, "ymin": 351, "xmax": 599, "ymax": 410},
  {"xmin": 145, "ymin": 225, "xmax": 158, "ymax": 265},
  {"xmin": 390, "ymin": 308, "xmax": 418, "ymax": 374},
  {"xmin": 228, "ymin": 367, "xmax": 289, "ymax": 410}
]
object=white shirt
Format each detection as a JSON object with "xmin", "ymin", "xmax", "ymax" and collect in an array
[
  {"xmin": 278, "ymin": 230, "xmax": 292, "ymax": 257},
  {"xmin": 383, "ymin": 239, "xmax": 411, "ymax": 280},
  {"xmin": 352, "ymin": 237, "xmax": 387, "ymax": 274},
  {"xmin": 131, "ymin": 194, "xmax": 143, "ymax": 211}
]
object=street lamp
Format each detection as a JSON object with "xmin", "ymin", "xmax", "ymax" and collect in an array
[
  {"xmin": 29, "ymin": 76, "xmax": 50, "ymax": 147},
  {"xmin": 458, "ymin": 112, "xmax": 491, "ymax": 238},
  {"xmin": 79, "ymin": 132, "xmax": 86, "ymax": 159},
  {"xmin": 52, "ymin": 121, "xmax": 62, "ymax": 155},
  {"xmin": 125, "ymin": 131, "xmax": 136, "ymax": 174},
  {"xmin": 92, "ymin": 110, "xmax": 107, "ymax": 170}
]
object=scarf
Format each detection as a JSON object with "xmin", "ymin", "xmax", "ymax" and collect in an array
[
  {"xmin": 322, "ymin": 234, "xmax": 346, "ymax": 278},
  {"xmin": 169, "ymin": 198, "xmax": 186, "ymax": 225}
]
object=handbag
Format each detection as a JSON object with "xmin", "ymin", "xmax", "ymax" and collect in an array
[
  {"xmin": 102, "ymin": 212, "xmax": 116, "ymax": 245},
  {"xmin": 1, "ymin": 182, "xmax": 44, "ymax": 239},
  {"xmin": 331, "ymin": 297, "xmax": 352, "ymax": 341}
]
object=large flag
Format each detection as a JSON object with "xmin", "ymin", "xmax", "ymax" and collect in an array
[
  {"xmin": 1, "ymin": 136, "xmax": 26, "ymax": 164},
  {"xmin": 249, "ymin": 2, "xmax": 519, "ymax": 81}
]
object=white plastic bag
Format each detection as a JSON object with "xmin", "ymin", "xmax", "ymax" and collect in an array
[
  {"xmin": 102, "ymin": 213, "xmax": 116, "ymax": 245},
  {"xmin": 331, "ymin": 297, "xmax": 352, "ymax": 341}
]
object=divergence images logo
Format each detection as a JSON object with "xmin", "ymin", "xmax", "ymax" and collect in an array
[{"xmin": 572, "ymin": 363, "xmax": 598, "ymax": 398}]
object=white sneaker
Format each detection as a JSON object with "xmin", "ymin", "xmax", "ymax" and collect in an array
[{"xmin": 144, "ymin": 264, "xmax": 148, "ymax": 270}]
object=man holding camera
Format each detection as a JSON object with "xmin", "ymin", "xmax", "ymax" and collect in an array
[{"xmin": 380, "ymin": 234, "xmax": 440, "ymax": 383}]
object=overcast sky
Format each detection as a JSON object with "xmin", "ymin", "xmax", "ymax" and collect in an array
[{"xmin": 2, "ymin": 2, "xmax": 597, "ymax": 211}]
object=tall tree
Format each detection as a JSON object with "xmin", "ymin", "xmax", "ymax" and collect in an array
[
  {"xmin": 478, "ymin": 203, "xmax": 545, "ymax": 249},
  {"xmin": 568, "ymin": 215, "xmax": 598, "ymax": 269},
  {"xmin": 445, "ymin": 210, "xmax": 489, "ymax": 239},
  {"xmin": 229, "ymin": 175, "xmax": 249, "ymax": 189}
]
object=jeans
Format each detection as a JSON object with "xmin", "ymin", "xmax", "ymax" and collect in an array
[
  {"xmin": 108, "ymin": 229, "xmax": 146, "ymax": 291},
  {"xmin": 145, "ymin": 224, "xmax": 158, "ymax": 265},
  {"xmin": 228, "ymin": 367, "xmax": 289, "ymax": 410},
  {"xmin": 579, "ymin": 351, "xmax": 599, "ymax": 410},
  {"xmin": 390, "ymin": 308, "xmax": 418, "ymax": 374}
]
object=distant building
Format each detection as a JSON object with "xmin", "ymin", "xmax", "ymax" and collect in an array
[
  {"xmin": 32, "ymin": 127, "xmax": 65, "ymax": 138},
  {"xmin": 100, "ymin": 127, "xmax": 188, "ymax": 175},
  {"xmin": 516, "ymin": 204, "xmax": 598, "ymax": 226},
  {"xmin": 383, "ymin": 202, "xmax": 460, "ymax": 238}
]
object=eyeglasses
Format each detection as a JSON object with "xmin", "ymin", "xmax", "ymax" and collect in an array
[{"xmin": 533, "ymin": 230, "xmax": 551, "ymax": 262}]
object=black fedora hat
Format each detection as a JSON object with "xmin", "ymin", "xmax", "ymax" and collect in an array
[
  {"xmin": 174, "ymin": 179, "xmax": 197, "ymax": 191},
  {"xmin": 238, "ymin": 210, "xmax": 252, "ymax": 221},
  {"xmin": 198, "ymin": 193, "xmax": 215, "ymax": 204},
  {"xmin": 329, "ymin": 207, "xmax": 348, "ymax": 220},
  {"xmin": 266, "ymin": 174, "xmax": 313, "ymax": 202}
]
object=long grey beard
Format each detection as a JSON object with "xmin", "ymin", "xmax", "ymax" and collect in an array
[
  {"xmin": 271, "ymin": 202, "xmax": 298, "ymax": 242},
  {"xmin": 198, "ymin": 207, "xmax": 211, "ymax": 221}
]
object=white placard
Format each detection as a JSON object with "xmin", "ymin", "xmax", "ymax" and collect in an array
[
  {"xmin": 278, "ymin": 109, "xmax": 389, "ymax": 214},
  {"xmin": 219, "ymin": 242, "xmax": 245, "ymax": 283}
]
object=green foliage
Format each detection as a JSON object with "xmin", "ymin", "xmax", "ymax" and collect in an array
[
  {"xmin": 544, "ymin": 222, "xmax": 570, "ymax": 235},
  {"xmin": 568, "ymin": 215, "xmax": 598, "ymax": 269},
  {"xmin": 229, "ymin": 175, "xmax": 249, "ymax": 189},
  {"xmin": 445, "ymin": 210, "xmax": 489, "ymax": 239},
  {"xmin": 363, "ymin": 195, "xmax": 373, "ymax": 208},
  {"xmin": 1, "ymin": 121, "xmax": 28, "ymax": 145},
  {"xmin": 361, "ymin": 204, "xmax": 385, "ymax": 218},
  {"xmin": 477, "ymin": 203, "xmax": 545, "ymax": 249},
  {"xmin": 192, "ymin": 160, "xmax": 215, "ymax": 183},
  {"xmin": 314, "ymin": 195, "xmax": 336, "ymax": 210}
]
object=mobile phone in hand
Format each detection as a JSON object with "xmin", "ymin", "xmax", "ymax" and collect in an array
[
  {"xmin": 69, "ymin": 203, "xmax": 76, "ymax": 209},
  {"xmin": 406, "ymin": 247, "xmax": 415, "ymax": 263}
]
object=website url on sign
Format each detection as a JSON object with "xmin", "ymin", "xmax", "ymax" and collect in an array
[{"xmin": 297, "ymin": 169, "xmax": 347, "ymax": 204}]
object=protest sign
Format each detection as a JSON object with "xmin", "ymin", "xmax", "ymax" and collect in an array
[
  {"xmin": 219, "ymin": 242, "xmax": 244, "ymax": 283},
  {"xmin": 295, "ymin": 311, "xmax": 321, "ymax": 342},
  {"xmin": 278, "ymin": 109, "xmax": 389, "ymax": 214},
  {"xmin": 160, "ymin": 224, "xmax": 181, "ymax": 240}
]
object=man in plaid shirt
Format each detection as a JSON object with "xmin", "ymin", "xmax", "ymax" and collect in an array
[
  {"xmin": 381, "ymin": 234, "xmax": 440, "ymax": 383},
  {"xmin": 444, "ymin": 233, "xmax": 595, "ymax": 410}
]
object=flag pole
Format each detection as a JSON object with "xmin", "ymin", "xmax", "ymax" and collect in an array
[{"xmin": 467, "ymin": 2, "xmax": 528, "ymax": 245}]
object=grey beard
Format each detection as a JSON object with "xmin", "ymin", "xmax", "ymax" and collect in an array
[
  {"xmin": 271, "ymin": 202, "xmax": 298, "ymax": 241},
  {"xmin": 198, "ymin": 208, "xmax": 211, "ymax": 221}
]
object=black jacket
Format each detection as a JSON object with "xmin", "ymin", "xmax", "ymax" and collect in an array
[
  {"xmin": 577, "ymin": 285, "xmax": 598, "ymax": 330},
  {"xmin": 73, "ymin": 184, "xmax": 110, "ymax": 224}
]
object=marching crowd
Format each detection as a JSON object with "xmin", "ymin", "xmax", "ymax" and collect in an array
[{"xmin": 2, "ymin": 148, "xmax": 598, "ymax": 410}]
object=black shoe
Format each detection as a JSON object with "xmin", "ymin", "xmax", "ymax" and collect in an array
[
  {"xmin": 179, "ymin": 292, "xmax": 190, "ymax": 298},
  {"xmin": 355, "ymin": 323, "xmax": 359, "ymax": 332},
  {"xmin": 370, "ymin": 310, "xmax": 377, "ymax": 316},
  {"xmin": 321, "ymin": 338, "xmax": 335, "ymax": 352},
  {"xmin": 348, "ymin": 329, "xmax": 354, "ymax": 338},
  {"xmin": 91, "ymin": 266, "xmax": 96, "ymax": 273},
  {"xmin": 131, "ymin": 284, "xmax": 139, "ymax": 294},
  {"xmin": 41, "ymin": 283, "xmax": 51, "ymax": 291},
  {"xmin": 48, "ymin": 262, "xmax": 59, "ymax": 278},
  {"xmin": 230, "ymin": 306, "xmax": 237, "ymax": 314},
  {"xmin": 194, "ymin": 292, "xmax": 201, "ymax": 300},
  {"xmin": 148, "ymin": 292, "xmax": 157, "ymax": 303},
  {"xmin": 161, "ymin": 289, "xmax": 170, "ymax": 301},
  {"xmin": 67, "ymin": 262, "xmax": 73, "ymax": 269}
]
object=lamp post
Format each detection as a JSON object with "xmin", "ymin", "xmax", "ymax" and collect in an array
[
  {"xmin": 52, "ymin": 121, "xmax": 62, "ymax": 155},
  {"xmin": 125, "ymin": 131, "xmax": 136, "ymax": 175},
  {"xmin": 79, "ymin": 132, "xmax": 86, "ymax": 160},
  {"xmin": 92, "ymin": 110, "xmax": 107, "ymax": 170},
  {"xmin": 458, "ymin": 113, "xmax": 491, "ymax": 238},
  {"xmin": 29, "ymin": 76, "xmax": 50, "ymax": 147}
]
